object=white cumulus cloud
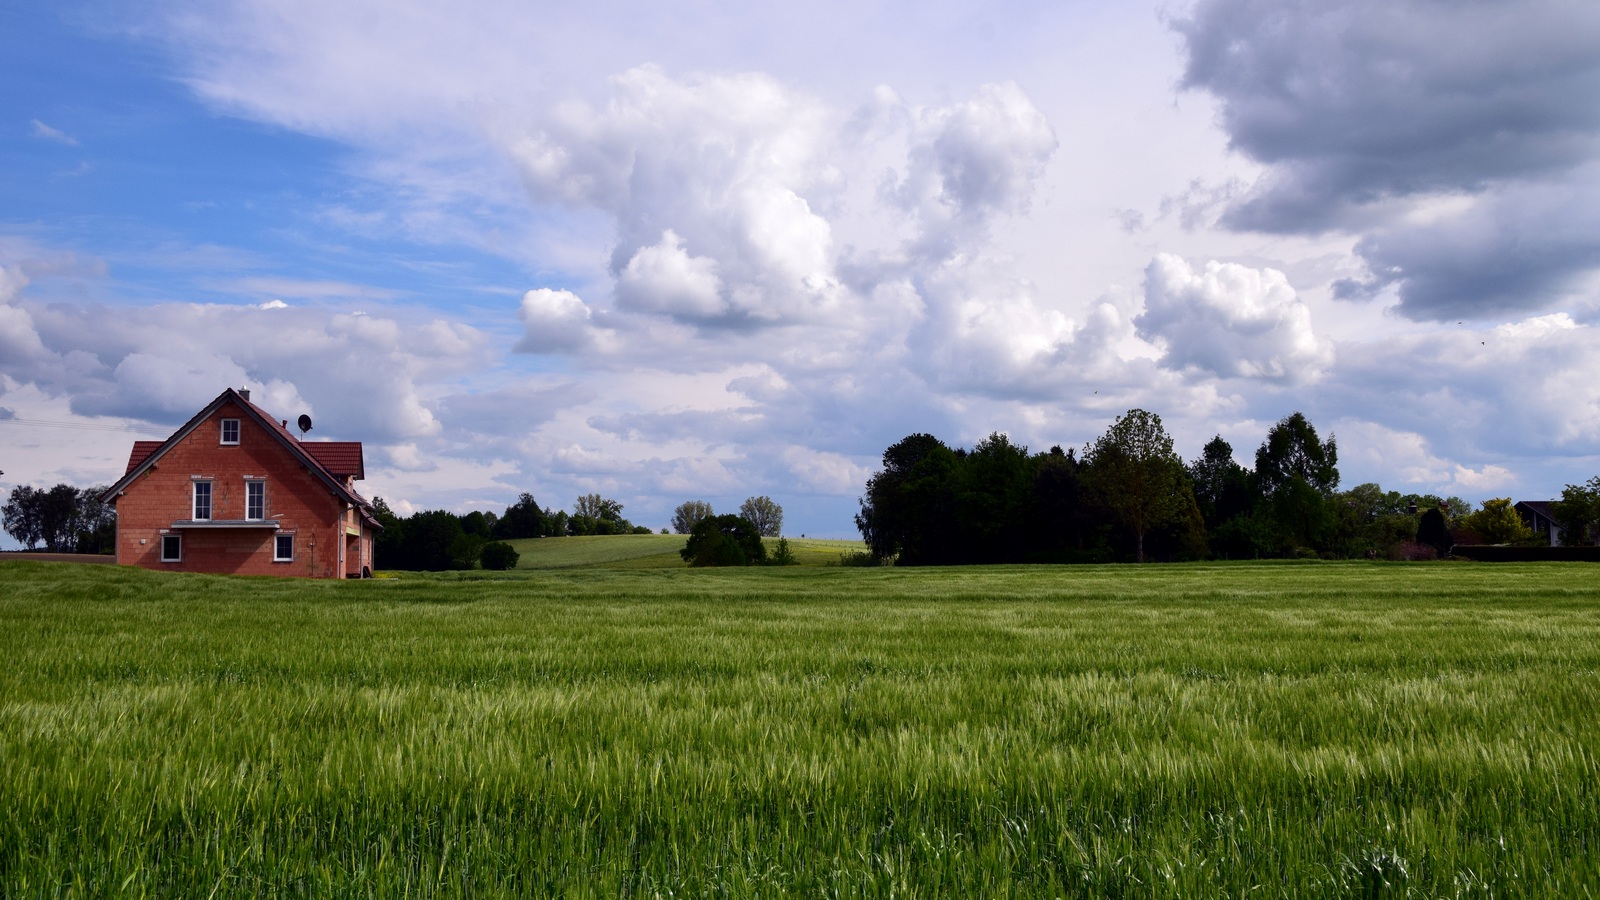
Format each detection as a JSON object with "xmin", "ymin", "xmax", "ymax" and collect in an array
[{"xmin": 1138, "ymin": 253, "xmax": 1332, "ymax": 383}]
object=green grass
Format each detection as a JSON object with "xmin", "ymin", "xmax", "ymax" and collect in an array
[
  {"xmin": 2, "ymin": 559, "xmax": 1599, "ymax": 896},
  {"xmin": 505, "ymin": 534, "xmax": 867, "ymax": 568}
]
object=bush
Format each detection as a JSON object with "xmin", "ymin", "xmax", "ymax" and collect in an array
[
  {"xmin": 480, "ymin": 541, "xmax": 520, "ymax": 570},
  {"xmin": 680, "ymin": 515, "xmax": 766, "ymax": 567}
]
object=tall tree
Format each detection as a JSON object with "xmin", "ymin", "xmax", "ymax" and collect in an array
[
  {"xmin": 1255, "ymin": 412, "xmax": 1339, "ymax": 497},
  {"xmin": 571, "ymin": 493, "xmax": 627, "ymax": 535},
  {"xmin": 1255, "ymin": 413, "xmax": 1340, "ymax": 553},
  {"xmin": 738, "ymin": 496, "xmax": 783, "ymax": 537},
  {"xmin": 1084, "ymin": 409, "xmax": 1190, "ymax": 563},
  {"xmin": 75, "ymin": 485, "xmax": 116, "ymax": 554},
  {"xmin": 672, "ymin": 500, "xmax": 715, "ymax": 535},
  {"xmin": 494, "ymin": 492, "xmax": 547, "ymax": 540},
  {"xmin": 2, "ymin": 485, "xmax": 45, "ymax": 550},
  {"xmin": 856, "ymin": 433, "xmax": 961, "ymax": 564},
  {"xmin": 956, "ymin": 433, "xmax": 1034, "ymax": 564}
]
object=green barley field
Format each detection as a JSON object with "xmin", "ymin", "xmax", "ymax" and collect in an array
[{"xmin": 3, "ymin": 556, "xmax": 1599, "ymax": 897}]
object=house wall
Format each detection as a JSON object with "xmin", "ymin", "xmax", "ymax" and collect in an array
[{"xmin": 112, "ymin": 400, "xmax": 352, "ymax": 578}]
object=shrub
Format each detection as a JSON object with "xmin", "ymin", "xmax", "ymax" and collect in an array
[
  {"xmin": 680, "ymin": 515, "xmax": 766, "ymax": 567},
  {"xmin": 480, "ymin": 541, "xmax": 520, "ymax": 571},
  {"xmin": 765, "ymin": 538, "xmax": 797, "ymax": 566}
]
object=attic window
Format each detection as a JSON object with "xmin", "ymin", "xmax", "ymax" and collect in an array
[{"xmin": 220, "ymin": 419, "xmax": 240, "ymax": 445}]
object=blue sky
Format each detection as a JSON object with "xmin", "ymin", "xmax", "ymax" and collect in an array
[{"xmin": 4, "ymin": 0, "xmax": 1600, "ymax": 543}]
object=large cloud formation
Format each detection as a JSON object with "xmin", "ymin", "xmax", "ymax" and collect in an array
[{"xmin": 1176, "ymin": 0, "xmax": 1600, "ymax": 321}]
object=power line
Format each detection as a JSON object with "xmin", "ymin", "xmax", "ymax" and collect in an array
[{"xmin": 0, "ymin": 416, "xmax": 169, "ymax": 435}]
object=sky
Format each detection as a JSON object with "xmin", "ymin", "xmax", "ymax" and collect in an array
[{"xmin": 4, "ymin": 0, "xmax": 1600, "ymax": 541}]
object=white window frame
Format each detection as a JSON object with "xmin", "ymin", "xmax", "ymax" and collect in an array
[
  {"xmin": 161, "ymin": 533, "xmax": 182, "ymax": 562},
  {"xmin": 274, "ymin": 533, "xmax": 294, "ymax": 562},
  {"xmin": 220, "ymin": 418, "xmax": 240, "ymax": 445},
  {"xmin": 192, "ymin": 480, "xmax": 212, "ymax": 521},
  {"xmin": 245, "ymin": 480, "xmax": 265, "ymax": 520}
]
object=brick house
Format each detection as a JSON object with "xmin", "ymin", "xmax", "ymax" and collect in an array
[{"xmin": 100, "ymin": 387, "xmax": 381, "ymax": 578}]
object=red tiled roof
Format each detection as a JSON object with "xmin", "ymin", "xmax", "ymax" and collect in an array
[
  {"xmin": 104, "ymin": 389, "xmax": 372, "ymax": 524},
  {"xmin": 126, "ymin": 441, "xmax": 164, "ymax": 474},
  {"xmin": 301, "ymin": 442, "xmax": 365, "ymax": 480}
]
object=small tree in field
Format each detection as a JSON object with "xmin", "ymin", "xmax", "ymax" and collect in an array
[
  {"xmin": 672, "ymin": 500, "xmax": 714, "ymax": 535},
  {"xmin": 480, "ymin": 541, "xmax": 520, "ymax": 570},
  {"xmin": 739, "ymin": 496, "xmax": 783, "ymax": 537}
]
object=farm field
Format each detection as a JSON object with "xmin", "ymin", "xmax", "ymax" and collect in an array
[
  {"xmin": 2, "ymin": 559, "xmax": 1598, "ymax": 896},
  {"xmin": 504, "ymin": 533, "xmax": 867, "ymax": 568}
]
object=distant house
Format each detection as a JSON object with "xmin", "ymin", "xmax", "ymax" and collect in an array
[
  {"xmin": 99, "ymin": 387, "xmax": 381, "ymax": 578},
  {"xmin": 1514, "ymin": 501, "xmax": 1562, "ymax": 547}
]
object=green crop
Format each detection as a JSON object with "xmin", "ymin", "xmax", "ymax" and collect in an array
[{"xmin": 1, "ymin": 559, "xmax": 1597, "ymax": 896}]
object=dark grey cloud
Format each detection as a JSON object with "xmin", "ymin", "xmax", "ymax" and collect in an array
[
  {"xmin": 1175, "ymin": 0, "xmax": 1600, "ymax": 320},
  {"xmin": 1333, "ymin": 176, "xmax": 1600, "ymax": 318}
]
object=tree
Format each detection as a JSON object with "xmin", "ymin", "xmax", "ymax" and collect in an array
[
  {"xmin": 1255, "ymin": 412, "xmax": 1339, "ymax": 497},
  {"xmin": 1457, "ymin": 498, "xmax": 1534, "ymax": 545},
  {"xmin": 1084, "ymin": 409, "xmax": 1192, "ymax": 563},
  {"xmin": 738, "ymin": 496, "xmax": 783, "ymax": 537},
  {"xmin": 680, "ymin": 514, "xmax": 766, "ymax": 566},
  {"xmin": 370, "ymin": 496, "xmax": 407, "ymax": 570},
  {"xmin": 2, "ymin": 483, "xmax": 100, "ymax": 552},
  {"xmin": 672, "ymin": 500, "xmax": 715, "ymax": 535},
  {"xmin": 1255, "ymin": 413, "xmax": 1340, "ymax": 553},
  {"xmin": 855, "ymin": 433, "xmax": 961, "ymax": 565},
  {"xmin": 494, "ymin": 493, "xmax": 546, "ymax": 540},
  {"xmin": 1552, "ymin": 477, "xmax": 1600, "ymax": 546},
  {"xmin": 1189, "ymin": 437, "xmax": 1257, "ymax": 527},
  {"xmin": 480, "ymin": 541, "xmax": 520, "ymax": 570},
  {"xmin": 571, "ymin": 493, "xmax": 628, "ymax": 535},
  {"xmin": 459, "ymin": 510, "xmax": 491, "ymax": 537},
  {"xmin": 75, "ymin": 485, "xmax": 117, "ymax": 554},
  {"xmin": 396, "ymin": 510, "xmax": 468, "ymax": 571},
  {"xmin": 3, "ymin": 486, "xmax": 44, "ymax": 550}
]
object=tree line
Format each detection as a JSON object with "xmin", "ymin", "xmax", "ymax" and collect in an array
[
  {"xmin": 371, "ymin": 492, "xmax": 793, "ymax": 571},
  {"xmin": 2, "ymin": 484, "xmax": 116, "ymax": 553},
  {"xmin": 855, "ymin": 409, "xmax": 1595, "ymax": 565}
]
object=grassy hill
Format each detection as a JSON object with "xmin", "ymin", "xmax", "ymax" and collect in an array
[{"xmin": 504, "ymin": 533, "xmax": 867, "ymax": 569}]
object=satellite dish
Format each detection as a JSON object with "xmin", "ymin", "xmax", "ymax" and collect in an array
[{"xmin": 297, "ymin": 414, "xmax": 313, "ymax": 436}]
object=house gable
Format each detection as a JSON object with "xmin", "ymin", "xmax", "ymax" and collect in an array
[{"xmin": 104, "ymin": 388, "xmax": 378, "ymax": 578}]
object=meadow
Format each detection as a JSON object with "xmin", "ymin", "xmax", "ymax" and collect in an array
[{"xmin": 2, "ymin": 556, "xmax": 1598, "ymax": 896}]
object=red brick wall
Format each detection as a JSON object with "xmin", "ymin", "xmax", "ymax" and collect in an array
[{"xmin": 111, "ymin": 400, "xmax": 366, "ymax": 578}]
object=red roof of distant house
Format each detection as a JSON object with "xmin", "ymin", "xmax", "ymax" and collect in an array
[
  {"xmin": 301, "ymin": 442, "xmax": 365, "ymax": 480},
  {"xmin": 126, "ymin": 441, "xmax": 163, "ymax": 474}
]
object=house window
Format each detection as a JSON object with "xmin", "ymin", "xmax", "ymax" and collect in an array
[
  {"xmin": 193, "ymin": 481, "xmax": 212, "ymax": 520},
  {"xmin": 161, "ymin": 533, "xmax": 182, "ymax": 562},
  {"xmin": 220, "ymin": 419, "xmax": 240, "ymax": 445},
  {"xmin": 274, "ymin": 533, "xmax": 294, "ymax": 562},
  {"xmin": 245, "ymin": 480, "xmax": 265, "ymax": 520}
]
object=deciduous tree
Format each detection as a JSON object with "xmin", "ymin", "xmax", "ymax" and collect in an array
[
  {"xmin": 672, "ymin": 500, "xmax": 715, "ymax": 535},
  {"xmin": 1084, "ymin": 409, "xmax": 1191, "ymax": 563},
  {"xmin": 680, "ymin": 514, "xmax": 766, "ymax": 566},
  {"xmin": 738, "ymin": 496, "xmax": 783, "ymax": 537}
]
